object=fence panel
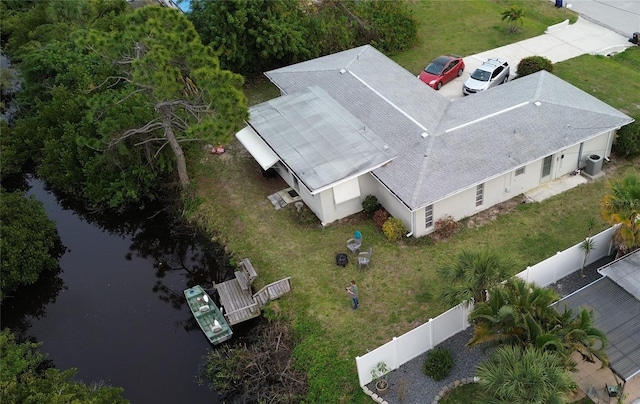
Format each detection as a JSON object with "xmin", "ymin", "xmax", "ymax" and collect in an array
[
  {"xmin": 394, "ymin": 322, "xmax": 433, "ymax": 366},
  {"xmin": 431, "ymin": 304, "xmax": 471, "ymax": 346},
  {"xmin": 356, "ymin": 303, "xmax": 471, "ymax": 386},
  {"xmin": 590, "ymin": 226, "xmax": 617, "ymax": 263},
  {"xmin": 356, "ymin": 340, "xmax": 397, "ymax": 387}
]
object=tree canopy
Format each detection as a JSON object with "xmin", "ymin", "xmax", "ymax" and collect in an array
[
  {"xmin": 0, "ymin": 330, "xmax": 128, "ymax": 403},
  {"xmin": 600, "ymin": 169, "xmax": 640, "ymax": 256},
  {"xmin": 189, "ymin": 0, "xmax": 314, "ymax": 77},
  {"xmin": 83, "ymin": 6, "xmax": 248, "ymax": 191},
  {"xmin": 476, "ymin": 345, "xmax": 576, "ymax": 404},
  {"xmin": 0, "ymin": 189, "xmax": 64, "ymax": 300},
  {"xmin": 3, "ymin": 2, "xmax": 248, "ymax": 212},
  {"xmin": 189, "ymin": 0, "xmax": 418, "ymax": 77},
  {"xmin": 468, "ymin": 277, "xmax": 609, "ymax": 369},
  {"xmin": 437, "ymin": 249, "xmax": 515, "ymax": 307}
]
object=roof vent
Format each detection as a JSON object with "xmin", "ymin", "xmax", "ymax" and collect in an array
[
  {"xmin": 534, "ymin": 101, "xmax": 542, "ymax": 106},
  {"xmin": 339, "ymin": 69, "xmax": 347, "ymax": 74},
  {"xmin": 421, "ymin": 132, "xmax": 428, "ymax": 138}
]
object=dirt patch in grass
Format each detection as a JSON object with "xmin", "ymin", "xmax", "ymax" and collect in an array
[
  {"xmin": 461, "ymin": 154, "xmax": 640, "ymax": 230},
  {"xmin": 463, "ymin": 196, "xmax": 525, "ymax": 229}
]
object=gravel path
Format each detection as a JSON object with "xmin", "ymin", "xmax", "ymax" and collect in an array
[{"xmin": 370, "ymin": 254, "xmax": 616, "ymax": 404}]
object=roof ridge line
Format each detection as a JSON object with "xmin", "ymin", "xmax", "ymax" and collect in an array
[
  {"xmin": 348, "ymin": 70, "xmax": 429, "ymax": 136},
  {"xmin": 445, "ymin": 101, "xmax": 529, "ymax": 134}
]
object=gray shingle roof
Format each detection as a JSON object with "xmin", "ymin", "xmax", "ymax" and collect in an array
[{"xmin": 258, "ymin": 45, "xmax": 634, "ymax": 209}]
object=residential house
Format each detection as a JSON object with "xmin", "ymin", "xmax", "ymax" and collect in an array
[{"xmin": 237, "ymin": 45, "xmax": 633, "ymax": 237}]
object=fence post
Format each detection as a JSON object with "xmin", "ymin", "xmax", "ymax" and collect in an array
[
  {"xmin": 392, "ymin": 337, "xmax": 398, "ymax": 370},
  {"xmin": 428, "ymin": 318, "xmax": 433, "ymax": 350},
  {"xmin": 555, "ymin": 251, "xmax": 561, "ymax": 284}
]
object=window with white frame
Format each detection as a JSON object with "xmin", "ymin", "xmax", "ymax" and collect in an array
[
  {"xmin": 425, "ymin": 204, "xmax": 433, "ymax": 228},
  {"xmin": 515, "ymin": 166, "xmax": 525, "ymax": 176},
  {"xmin": 476, "ymin": 183, "xmax": 484, "ymax": 207}
]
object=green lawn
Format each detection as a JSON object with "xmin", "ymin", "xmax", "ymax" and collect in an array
[
  {"xmin": 189, "ymin": 1, "xmax": 639, "ymax": 402},
  {"xmin": 394, "ymin": 0, "xmax": 577, "ymax": 75}
]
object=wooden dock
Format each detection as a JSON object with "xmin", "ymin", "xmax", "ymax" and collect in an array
[{"xmin": 215, "ymin": 258, "xmax": 292, "ymax": 326}]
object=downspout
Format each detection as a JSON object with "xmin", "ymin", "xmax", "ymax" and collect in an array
[
  {"xmin": 577, "ymin": 142, "xmax": 584, "ymax": 169},
  {"xmin": 605, "ymin": 129, "xmax": 616, "ymax": 160},
  {"xmin": 406, "ymin": 211, "xmax": 415, "ymax": 238}
]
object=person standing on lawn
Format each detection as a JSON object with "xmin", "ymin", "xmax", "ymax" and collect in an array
[{"xmin": 347, "ymin": 280, "xmax": 359, "ymax": 309}]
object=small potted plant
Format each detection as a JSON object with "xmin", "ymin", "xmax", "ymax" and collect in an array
[{"xmin": 371, "ymin": 361, "xmax": 390, "ymax": 396}]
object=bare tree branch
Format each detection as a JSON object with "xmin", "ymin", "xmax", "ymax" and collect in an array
[
  {"xmin": 152, "ymin": 141, "xmax": 170, "ymax": 158},
  {"xmin": 116, "ymin": 87, "xmax": 148, "ymax": 105},
  {"xmin": 108, "ymin": 119, "xmax": 163, "ymax": 148},
  {"xmin": 85, "ymin": 75, "xmax": 131, "ymax": 93},
  {"xmin": 134, "ymin": 137, "xmax": 167, "ymax": 146}
]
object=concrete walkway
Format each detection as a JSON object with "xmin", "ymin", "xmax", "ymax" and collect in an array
[
  {"xmin": 524, "ymin": 173, "xmax": 588, "ymax": 202},
  {"xmin": 439, "ymin": 17, "xmax": 633, "ymax": 100}
]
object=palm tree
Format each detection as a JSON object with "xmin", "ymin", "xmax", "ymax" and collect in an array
[
  {"xmin": 469, "ymin": 278, "xmax": 609, "ymax": 371},
  {"xmin": 437, "ymin": 250, "xmax": 515, "ymax": 308},
  {"xmin": 601, "ymin": 170, "xmax": 640, "ymax": 257},
  {"xmin": 476, "ymin": 345, "xmax": 576, "ymax": 404},
  {"xmin": 468, "ymin": 278, "xmax": 560, "ymax": 348},
  {"xmin": 501, "ymin": 6, "xmax": 525, "ymax": 33},
  {"xmin": 554, "ymin": 306, "xmax": 609, "ymax": 367},
  {"xmin": 579, "ymin": 237, "xmax": 596, "ymax": 277}
]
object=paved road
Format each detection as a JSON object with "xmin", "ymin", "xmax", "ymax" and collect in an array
[{"xmin": 566, "ymin": 0, "xmax": 640, "ymax": 38}]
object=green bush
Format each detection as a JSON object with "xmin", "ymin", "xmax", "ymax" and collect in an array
[
  {"xmin": 382, "ymin": 217, "xmax": 408, "ymax": 242},
  {"xmin": 353, "ymin": 0, "xmax": 418, "ymax": 54},
  {"xmin": 423, "ymin": 347, "xmax": 453, "ymax": 381},
  {"xmin": 516, "ymin": 55, "xmax": 553, "ymax": 77},
  {"xmin": 613, "ymin": 119, "xmax": 640, "ymax": 159},
  {"xmin": 362, "ymin": 195, "xmax": 381, "ymax": 217}
]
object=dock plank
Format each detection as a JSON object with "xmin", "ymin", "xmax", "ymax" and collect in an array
[
  {"xmin": 216, "ymin": 279, "xmax": 260, "ymax": 325},
  {"xmin": 216, "ymin": 265, "xmax": 292, "ymax": 326}
]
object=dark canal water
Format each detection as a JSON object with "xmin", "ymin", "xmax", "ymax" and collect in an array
[{"xmin": 1, "ymin": 178, "xmax": 240, "ymax": 403}]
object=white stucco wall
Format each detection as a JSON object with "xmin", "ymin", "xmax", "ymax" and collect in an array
[
  {"xmin": 271, "ymin": 132, "xmax": 614, "ymax": 235},
  {"xmin": 579, "ymin": 131, "xmax": 613, "ymax": 167}
]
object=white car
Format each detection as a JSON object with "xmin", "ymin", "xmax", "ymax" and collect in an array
[{"xmin": 462, "ymin": 58, "xmax": 510, "ymax": 95}]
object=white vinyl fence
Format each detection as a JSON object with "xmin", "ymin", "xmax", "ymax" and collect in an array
[
  {"xmin": 514, "ymin": 225, "xmax": 617, "ymax": 287},
  {"xmin": 355, "ymin": 225, "xmax": 618, "ymax": 386}
]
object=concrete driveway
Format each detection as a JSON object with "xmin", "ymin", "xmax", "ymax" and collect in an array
[{"xmin": 437, "ymin": 17, "xmax": 632, "ymax": 100}]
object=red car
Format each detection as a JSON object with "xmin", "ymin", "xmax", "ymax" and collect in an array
[{"xmin": 418, "ymin": 55, "xmax": 465, "ymax": 90}]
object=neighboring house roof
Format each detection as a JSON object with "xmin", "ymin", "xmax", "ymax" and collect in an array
[
  {"xmin": 254, "ymin": 45, "xmax": 633, "ymax": 210},
  {"xmin": 555, "ymin": 250, "xmax": 640, "ymax": 382}
]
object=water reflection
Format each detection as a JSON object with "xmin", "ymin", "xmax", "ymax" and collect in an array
[
  {"xmin": 1, "ymin": 265, "xmax": 66, "ymax": 340},
  {"xmin": 1, "ymin": 177, "xmax": 238, "ymax": 403}
]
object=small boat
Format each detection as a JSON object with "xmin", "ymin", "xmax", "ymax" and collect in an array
[{"xmin": 184, "ymin": 285, "xmax": 232, "ymax": 344}]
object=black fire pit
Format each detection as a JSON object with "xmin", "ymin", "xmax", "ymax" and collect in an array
[{"xmin": 335, "ymin": 253, "xmax": 348, "ymax": 267}]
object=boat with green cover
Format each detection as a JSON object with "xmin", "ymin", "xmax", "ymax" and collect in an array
[{"xmin": 184, "ymin": 285, "xmax": 232, "ymax": 344}]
